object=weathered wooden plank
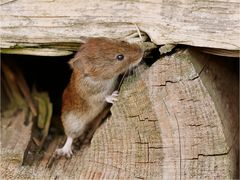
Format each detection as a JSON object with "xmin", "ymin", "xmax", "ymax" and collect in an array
[
  {"xmin": 0, "ymin": 0, "xmax": 239, "ymax": 56},
  {"xmin": 189, "ymin": 48, "xmax": 239, "ymax": 177},
  {"xmin": 0, "ymin": 110, "xmax": 32, "ymax": 169},
  {"xmin": 146, "ymin": 49, "xmax": 237, "ymax": 179}
]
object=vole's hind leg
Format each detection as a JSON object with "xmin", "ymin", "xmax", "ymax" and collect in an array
[
  {"xmin": 56, "ymin": 137, "xmax": 73, "ymax": 158},
  {"xmin": 56, "ymin": 112, "xmax": 87, "ymax": 157}
]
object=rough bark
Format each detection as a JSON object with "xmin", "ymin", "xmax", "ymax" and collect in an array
[
  {"xmin": 1, "ymin": 48, "xmax": 238, "ymax": 179},
  {"xmin": 0, "ymin": 0, "xmax": 239, "ymax": 56}
]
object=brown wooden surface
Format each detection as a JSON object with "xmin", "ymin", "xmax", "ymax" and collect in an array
[
  {"xmin": 1, "ymin": 48, "xmax": 238, "ymax": 179},
  {"xmin": 0, "ymin": 0, "xmax": 240, "ymax": 57}
]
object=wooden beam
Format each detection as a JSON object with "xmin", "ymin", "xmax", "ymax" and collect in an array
[{"xmin": 0, "ymin": 0, "xmax": 239, "ymax": 56}]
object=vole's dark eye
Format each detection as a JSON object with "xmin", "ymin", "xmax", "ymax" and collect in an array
[{"xmin": 116, "ymin": 54, "xmax": 124, "ymax": 61}]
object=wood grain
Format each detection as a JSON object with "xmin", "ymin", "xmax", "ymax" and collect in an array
[
  {"xmin": 0, "ymin": 0, "xmax": 239, "ymax": 56},
  {"xmin": 0, "ymin": 110, "xmax": 32, "ymax": 174}
]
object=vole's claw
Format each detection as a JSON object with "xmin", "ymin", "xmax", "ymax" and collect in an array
[
  {"xmin": 105, "ymin": 91, "xmax": 119, "ymax": 104},
  {"xmin": 112, "ymin": 91, "xmax": 119, "ymax": 97},
  {"xmin": 55, "ymin": 147, "xmax": 73, "ymax": 158}
]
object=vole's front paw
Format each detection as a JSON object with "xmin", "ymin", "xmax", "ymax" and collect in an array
[
  {"xmin": 55, "ymin": 147, "xmax": 73, "ymax": 158},
  {"xmin": 105, "ymin": 91, "xmax": 119, "ymax": 104}
]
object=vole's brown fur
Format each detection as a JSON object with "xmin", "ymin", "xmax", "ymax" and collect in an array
[{"xmin": 56, "ymin": 37, "xmax": 143, "ymax": 157}]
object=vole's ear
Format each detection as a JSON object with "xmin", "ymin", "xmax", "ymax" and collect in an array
[
  {"xmin": 69, "ymin": 57, "xmax": 89, "ymax": 76},
  {"xmin": 69, "ymin": 44, "xmax": 85, "ymax": 69},
  {"xmin": 69, "ymin": 56, "xmax": 81, "ymax": 69},
  {"xmin": 79, "ymin": 36, "xmax": 89, "ymax": 43}
]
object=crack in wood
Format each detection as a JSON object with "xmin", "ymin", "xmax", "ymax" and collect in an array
[
  {"xmin": 184, "ymin": 130, "xmax": 238, "ymax": 161},
  {"xmin": 174, "ymin": 113, "xmax": 182, "ymax": 180},
  {"xmin": 134, "ymin": 176, "xmax": 144, "ymax": 179},
  {"xmin": 188, "ymin": 62, "xmax": 207, "ymax": 81},
  {"xmin": 184, "ymin": 152, "xmax": 231, "ymax": 161},
  {"xmin": 152, "ymin": 80, "xmax": 180, "ymax": 87},
  {"xmin": 0, "ymin": 0, "xmax": 17, "ymax": 6}
]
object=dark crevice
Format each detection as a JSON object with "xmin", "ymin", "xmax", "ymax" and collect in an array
[
  {"xmin": 143, "ymin": 45, "xmax": 161, "ymax": 66},
  {"xmin": 14, "ymin": 54, "xmax": 73, "ymax": 117},
  {"xmin": 161, "ymin": 44, "xmax": 187, "ymax": 57},
  {"xmin": 1, "ymin": 54, "xmax": 73, "ymax": 166},
  {"xmin": 143, "ymin": 44, "xmax": 187, "ymax": 67}
]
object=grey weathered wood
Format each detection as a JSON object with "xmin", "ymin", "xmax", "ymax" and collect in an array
[
  {"xmin": 1, "ymin": 110, "xmax": 32, "ymax": 165},
  {"xmin": 0, "ymin": 0, "xmax": 239, "ymax": 56}
]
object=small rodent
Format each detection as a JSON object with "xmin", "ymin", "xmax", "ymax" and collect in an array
[{"xmin": 56, "ymin": 37, "xmax": 143, "ymax": 157}]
